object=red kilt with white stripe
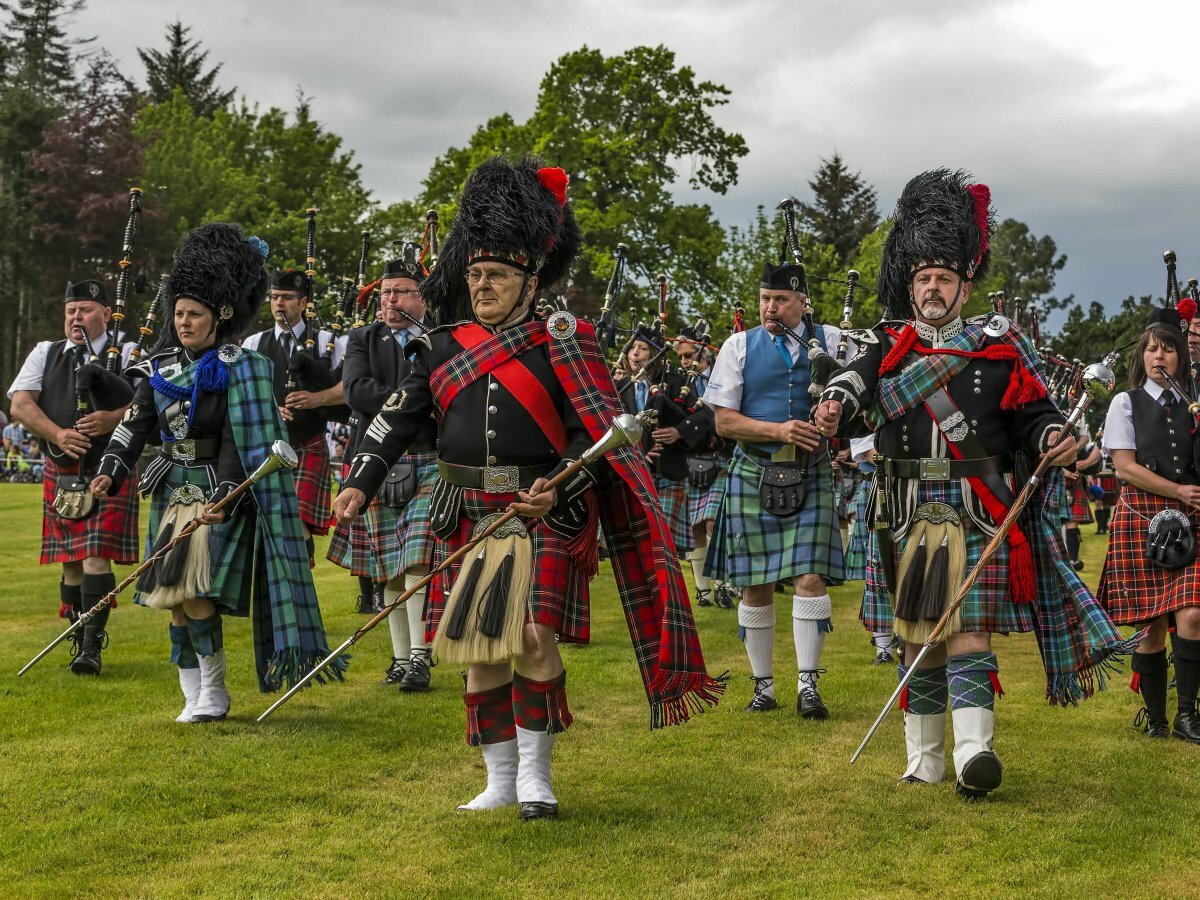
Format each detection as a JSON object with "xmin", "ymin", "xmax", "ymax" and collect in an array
[
  {"xmin": 1097, "ymin": 485, "xmax": 1200, "ymax": 624},
  {"xmin": 292, "ymin": 433, "xmax": 333, "ymax": 535},
  {"xmin": 40, "ymin": 457, "xmax": 139, "ymax": 565},
  {"xmin": 427, "ymin": 488, "xmax": 592, "ymax": 645}
]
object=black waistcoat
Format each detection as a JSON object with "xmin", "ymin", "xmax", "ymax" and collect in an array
[
  {"xmin": 38, "ymin": 340, "xmax": 105, "ymax": 468},
  {"xmin": 1130, "ymin": 388, "xmax": 1198, "ymax": 484},
  {"xmin": 256, "ymin": 329, "xmax": 325, "ymax": 444}
]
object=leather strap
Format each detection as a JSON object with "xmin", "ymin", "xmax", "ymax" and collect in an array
[
  {"xmin": 437, "ymin": 459, "xmax": 554, "ymax": 492},
  {"xmin": 923, "ymin": 388, "xmax": 1017, "ymax": 507},
  {"xmin": 883, "ymin": 455, "xmax": 1011, "ymax": 480}
]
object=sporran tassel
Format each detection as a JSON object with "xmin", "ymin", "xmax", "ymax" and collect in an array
[
  {"xmin": 894, "ymin": 534, "xmax": 927, "ymax": 624},
  {"xmin": 442, "ymin": 545, "xmax": 486, "ymax": 641},
  {"xmin": 917, "ymin": 535, "xmax": 950, "ymax": 621},
  {"xmin": 478, "ymin": 548, "xmax": 515, "ymax": 638},
  {"xmin": 137, "ymin": 501, "xmax": 211, "ymax": 609}
]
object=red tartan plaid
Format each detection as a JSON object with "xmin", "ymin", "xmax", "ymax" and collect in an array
[
  {"xmin": 1070, "ymin": 478, "xmax": 1094, "ymax": 524},
  {"xmin": 293, "ymin": 434, "xmax": 333, "ymax": 535},
  {"xmin": 464, "ymin": 681, "xmax": 516, "ymax": 747},
  {"xmin": 40, "ymin": 458, "xmax": 139, "ymax": 565},
  {"xmin": 512, "ymin": 670, "xmax": 573, "ymax": 734},
  {"xmin": 1097, "ymin": 485, "xmax": 1200, "ymax": 624},
  {"xmin": 326, "ymin": 463, "xmax": 379, "ymax": 576},
  {"xmin": 427, "ymin": 489, "xmax": 590, "ymax": 644}
]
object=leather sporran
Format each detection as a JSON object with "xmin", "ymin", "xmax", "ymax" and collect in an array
[
  {"xmin": 379, "ymin": 461, "xmax": 417, "ymax": 509},
  {"xmin": 1145, "ymin": 508, "xmax": 1196, "ymax": 571},
  {"xmin": 52, "ymin": 475, "xmax": 97, "ymax": 520},
  {"xmin": 687, "ymin": 455, "xmax": 720, "ymax": 489},
  {"xmin": 759, "ymin": 464, "xmax": 807, "ymax": 517}
]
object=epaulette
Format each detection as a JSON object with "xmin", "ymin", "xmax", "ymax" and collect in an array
[
  {"xmin": 125, "ymin": 345, "xmax": 180, "ymax": 378},
  {"xmin": 846, "ymin": 327, "xmax": 882, "ymax": 345}
]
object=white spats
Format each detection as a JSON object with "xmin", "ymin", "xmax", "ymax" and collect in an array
[
  {"xmin": 792, "ymin": 594, "xmax": 831, "ymax": 673},
  {"xmin": 175, "ymin": 667, "xmax": 201, "ymax": 723},
  {"xmin": 901, "ymin": 712, "xmax": 946, "ymax": 784},
  {"xmin": 951, "ymin": 707, "xmax": 1002, "ymax": 795},
  {"xmin": 191, "ymin": 649, "xmax": 231, "ymax": 723},
  {"xmin": 687, "ymin": 545, "xmax": 711, "ymax": 593},
  {"xmin": 739, "ymin": 602, "xmax": 776, "ymax": 699},
  {"xmin": 457, "ymin": 739, "xmax": 518, "ymax": 811},
  {"xmin": 515, "ymin": 726, "xmax": 558, "ymax": 806},
  {"xmin": 404, "ymin": 572, "xmax": 429, "ymax": 658},
  {"xmin": 385, "ymin": 582, "xmax": 411, "ymax": 661}
]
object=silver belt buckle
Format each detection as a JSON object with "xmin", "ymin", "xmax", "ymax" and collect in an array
[
  {"xmin": 919, "ymin": 458, "xmax": 951, "ymax": 481},
  {"xmin": 169, "ymin": 439, "xmax": 196, "ymax": 463},
  {"xmin": 482, "ymin": 465, "xmax": 520, "ymax": 493}
]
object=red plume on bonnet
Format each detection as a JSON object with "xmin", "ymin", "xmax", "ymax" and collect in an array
[
  {"xmin": 968, "ymin": 183, "xmax": 991, "ymax": 264},
  {"xmin": 1178, "ymin": 295, "xmax": 1197, "ymax": 323},
  {"xmin": 537, "ymin": 167, "xmax": 569, "ymax": 207}
]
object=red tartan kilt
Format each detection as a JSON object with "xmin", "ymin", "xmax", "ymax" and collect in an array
[
  {"xmin": 40, "ymin": 457, "xmax": 139, "ymax": 565},
  {"xmin": 292, "ymin": 434, "xmax": 333, "ymax": 535},
  {"xmin": 1070, "ymin": 478, "xmax": 1094, "ymax": 524},
  {"xmin": 426, "ymin": 490, "xmax": 590, "ymax": 646},
  {"xmin": 1097, "ymin": 473, "xmax": 1119, "ymax": 503},
  {"xmin": 1097, "ymin": 485, "xmax": 1200, "ymax": 623}
]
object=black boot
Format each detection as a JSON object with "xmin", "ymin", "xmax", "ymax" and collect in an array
[
  {"xmin": 70, "ymin": 572, "xmax": 115, "ymax": 676},
  {"xmin": 61, "ymin": 580, "xmax": 83, "ymax": 663},
  {"xmin": 714, "ymin": 583, "xmax": 735, "ymax": 610},
  {"xmin": 399, "ymin": 651, "xmax": 432, "ymax": 692},
  {"xmin": 1065, "ymin": 528, "xmax": 1083, "ymax": 570},
  {"xmin": 1094, "ymin": 507, "xmax": 1110, "ymax": 534},
  {"xmin": 1171, "ymin": 637, "xmax": 1200, "ymax": 744},
  {"xmin": 372, "ymin": 582, "xmax": 387, "ymax": 613},
  {"xmin": 1131, "ymin": 650, "xmax": 1170, "ymax": 739},
  {"xmin": 355, "ymin": 576, "xmax": 375, "ymax": 614}
]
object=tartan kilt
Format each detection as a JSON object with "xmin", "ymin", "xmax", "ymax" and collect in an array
[
  {"xmin": 427, "ymin": 488, "xmax": 591, "ymax": 645},
  {"xmin": 40, "ymin": 457, "xmax": 139, "ymax": 565},
  {"xmin": 136, "ymin": 463, "xmax": 255, "ymax": 616},
  {"xmin": 1097, "ymin": 485, "xmax": 1200, "ymax": 624},
  {"xmin": 293, "ymin": 434, "xmax": 333, "ymax": 535},
  {"xmin": 1097, "ymin": 473, "xmax": 1119, "ymax": 504},
  {"xmin": 326, "ymin": 463, "xmax": 380, "ymax": 578},
  {"xmin": 844, "ymin": 477, "xmax": 872, "ymax": 581},
  {"xmin": 686, "ymin": 468, "xmax": 729, "ymax": 527},
  {"xmin": 704, "ymin": 450, "xmax": 845, "ymax": 588},
  {"xmin": 1069, "ymin": 477, "xmax": 1094, "ymax": 524},
  {"xmin": 362, "ymin": 452, "xmax": 440, "ymax": 582},
  {"xmin": 880, "ymin": 477, "xmax": 1036, "ymax": 635},
  {"xmin": 657, "ymin": 476, "xmax": 694, "ymax": 553},
  {"xmin": 859, "ymin": 528, "xmax": 894, "ymax": 632}
]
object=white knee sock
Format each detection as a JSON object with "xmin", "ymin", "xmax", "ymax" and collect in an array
[
  {"xmin": 687, "ymin": 545, "xmax": 711, "ymax": 593},
  {"xmin": 793, "ymin": 594, "xmax": 832, "ymax": 678},
  {"xmin": 873, "ymin": 631, "xmax": 893, "ymax": 651},
  {"xmin": 385, "ymin": 582, "xmax": 410, "ymax": 660},
  {"xmin": 739, "ymin": 601, "xmax": 776, "ymax": 698},
  {"xmin": 405, "ymin": 572, "xmax": 429, "ymax": 657}
]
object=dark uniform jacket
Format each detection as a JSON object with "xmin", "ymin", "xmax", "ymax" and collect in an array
[
  {"xmin": 341, "ymin": 320, "xmax": 437, "ymax": 458},
  {"xmin": 614, "ymin": 366, "xmax": 716, "ymax": 482}
]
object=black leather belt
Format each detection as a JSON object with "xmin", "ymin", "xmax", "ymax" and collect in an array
[
  {"xmin": 437, "ymin": 460, "xmax": 554, "ymax": 493},
  {"xmin": 160, "ymin": 437, "xmax": 220, "ymax": 464},
  {"xmin": 883, "ymin": 455, "xmax": 1011, "ymax": 480},
  {"xmin": 738, "ymin": 442, "xmax": 828, "ymax": 466}
]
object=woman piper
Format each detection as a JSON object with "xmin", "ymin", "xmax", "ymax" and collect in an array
[
  {"xmin": 1098, "ymin": 312, "xmax": 1200, "ymax": 743},
  {"xmin": 90, "ymin": 223, "xmax": 346, "ymax": 722}
]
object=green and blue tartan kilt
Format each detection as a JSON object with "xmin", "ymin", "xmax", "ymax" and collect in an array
[
  {"xmin": 844, "ymin": 477, "xmax": 871, "ymax": 580},
  {"xmin": 657, "ymin": 476, "xmax": 694, "ymax": 554},
  {"xmin": 704, "ymin": 450, "xmax": 844, "ymax": 588},
  {"xmin": 860, "ymin": 528, "xmax": 894, "ymax": 632},
  {"xmin": 363, "ymin": 452, "xmax": 439, "ymax": 581},
  {"xmin": 686, "ymin": 468, "xmax": 729, "ymax": 527},
  {"xmin": 136, "ymin": 463, "xmax": 255, "ymax": 616}
]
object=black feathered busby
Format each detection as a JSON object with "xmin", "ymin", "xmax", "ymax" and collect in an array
[
  {"xmin": 167, "ymin": 223, "xmax": 269, "ymax": 342},
  {"xmin": 64, "ymin": 279, "xmax": 108, "ymax": 305},
  {"xmin": 383, "ymin": 241, "xmax": 426, "ymax": 283},
  {"xmin": 270, "ymin": 268, "xmax": 306, "ymax": 294},
  {"xmin": 761, "ymin": 262, "xmax": 808, "ymax": 295},
  {"xmin": 878, "ymin": 169, "xmax": 995, "ymax": 320},
  {"xmin": 420, "ymin": 155, "xmax": 582, "ymax": 324}
]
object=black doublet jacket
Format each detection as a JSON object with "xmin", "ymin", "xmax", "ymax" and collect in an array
[
  {"xmin": 614, "ymin": 366, "xmax": 716, "ymax": 482},
  {"xmin": 97, "ymin": 346, "xmax": 246, "ymax": 503},
  {"xmin": 344, "ymin": 313, "xmax": 594, "ymax": 506},
  {"xmin": 341, "ymin": 320, "xmax": 437, "ymax": 458}
]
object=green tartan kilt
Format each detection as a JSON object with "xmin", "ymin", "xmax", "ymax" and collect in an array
[
  {"xmin": 704, "ymin": 450, "xmax": 845, "ymax": 588},
  {"xmin": 844, "ymin": 477, "xmax": 871, "ymax": 580},
  {"xmin": 136, "ymin": 463, "xmax": 255, "ymax": 616},
  {"xmin": 686, "ymin": 468, "xmax": 729, "ymax": 526}
]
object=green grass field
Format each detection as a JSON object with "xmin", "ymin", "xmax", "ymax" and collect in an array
[{"xmin": 0, "ymin": 486, "xmax": 1194, "ymax": 898}]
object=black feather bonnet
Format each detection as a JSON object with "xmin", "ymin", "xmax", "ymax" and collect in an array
[{"xmin": 168, "ymin": 223, "xmax": 270, "ymax": 340}]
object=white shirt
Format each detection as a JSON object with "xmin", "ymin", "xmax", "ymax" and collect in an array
[
  {"xmin": 243, "ymin": 320, "xmax": 346, "ymax": 369},
  {"xmin": 7, "ymin": 333, "xmax": 134, "ymax": 397},
  {"xmin": 704, "ymin": 323, "xmax": 848, "ymax": 411},
  {"xmin": 849, "ymin": 434, "xmax": 876, "ymax": 463},
  {"xmin": 1101, "ymin": 380, "xmax": 1180, "ymax": 452}
]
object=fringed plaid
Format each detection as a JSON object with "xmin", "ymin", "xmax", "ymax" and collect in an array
[
  {"xmin": 152, "ymin": 349, "xmax": 348, "ymax": 691},
  {"xmin": 1098, "ymin": 485, "xmax": 1200, "ymax": 625},
  {"xmin": 292, "ymin": 434, "xmax": 334, "ymax": 535},
  {"xmin": 40, "ymin": 458, "xmax": 139, "ymax": 565}
]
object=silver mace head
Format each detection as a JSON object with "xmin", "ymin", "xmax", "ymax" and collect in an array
[
  {"xmin": 581, "ymin": 413, "xmax": 650, "ymax": 464},
  {"xmin": 1082, "ymin": 359, "xmax": 1118, "ymax": 401},
  {"xmin": 250, "ymin": 440, "xmax": 299, "ymax": 483}
]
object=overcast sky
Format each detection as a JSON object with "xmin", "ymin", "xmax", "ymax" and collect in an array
[{"xmin": 72, "ymin": 0, "xmax": 1200, "ymax": 326}]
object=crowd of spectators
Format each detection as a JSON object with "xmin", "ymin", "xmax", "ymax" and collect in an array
[{"xmin": 0, "ymin": 410, "xmax": 43, "ymax": 483}]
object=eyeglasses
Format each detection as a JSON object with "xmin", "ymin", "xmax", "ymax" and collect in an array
[
  {"xmin": 380, "ymin": 289, "xmax": 420, "ymax": 299},
  {"xmin": 465, "ymin": 269, "xmax": 521, "ymax": 286}
]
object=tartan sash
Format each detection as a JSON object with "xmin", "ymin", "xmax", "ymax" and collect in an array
[{"xmin": 428, "ymin": 321, "xmax": 567, "ymax": 453}]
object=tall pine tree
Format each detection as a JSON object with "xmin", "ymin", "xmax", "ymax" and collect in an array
[
  {"xmin": 798, "ymin": 152, "xmax": 879, "ymax": 267},
  {"xmin": 138, "ymin": 20, "xmax": 232, "ymax": 116}
]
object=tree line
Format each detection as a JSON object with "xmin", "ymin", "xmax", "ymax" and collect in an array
[{"xmin": 0, "ymin": 1, "xmax": 1159, "ymax": 407}]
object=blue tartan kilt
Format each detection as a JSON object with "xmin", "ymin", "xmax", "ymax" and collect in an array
[
  {"xmin": 860, "ymin": 528, "xmax": 894, "ymax": 632},
  {"xmin": 656, "ymin": 476, "xmax": 694, "ymax": 554},
  {"xmin": 844, "ymin": 477, "xmax": 871, "ymax": 580},
  {"xmin": 364, "ymin": 452, "xmax": 439, "ymax": 581},
  {"xmin": 686, "ymin": 468, "xmax": 729, "ymax": 527},
  {"xmin": 704, "ymin": 450, "xmax": 844, "ymax": 588}
]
